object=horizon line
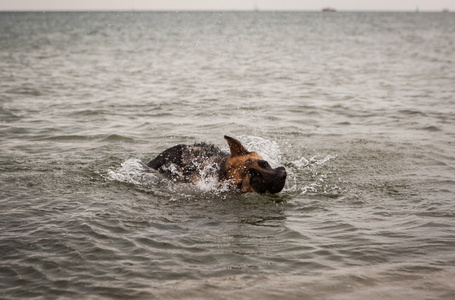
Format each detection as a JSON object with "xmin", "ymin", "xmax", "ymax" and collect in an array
[{"xmin": 0, "ymin": 9, "xmax": 451, "ymax": 13}]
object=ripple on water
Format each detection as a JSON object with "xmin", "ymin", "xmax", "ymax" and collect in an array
[{"xmin": 1, "ymin": 11, "xmax": 455, "ymax": 300}]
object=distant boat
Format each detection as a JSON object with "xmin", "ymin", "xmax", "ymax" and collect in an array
[
  {"xmin": 442, "ymin": 8, "xmax": 449, "ymax": 13},
  {"xmin": 322, "ymin": 7, "xmax": 336, "ymax": 12}
]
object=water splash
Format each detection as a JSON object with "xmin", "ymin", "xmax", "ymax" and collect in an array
[
  {"xmin": 106, "ymin": 137, "xmax": 337, "ymax": 196},
  {"xmin": 237, "ymin": 136, "xmax": 337, "ymax": 195},
  {"xmin": 284, "ymin": 153, "xmax": 337, "ymax": 195},
  {"xmin": 238, "ymin": 135, "xmax": 283, "ymax": 167},
  {"xmin": 191, "ymin": 162, "xmax": 230, "ymax": 193},
  {"xmin": 107, "ymin": 159, "xmax": 159, "ymax": 186}
]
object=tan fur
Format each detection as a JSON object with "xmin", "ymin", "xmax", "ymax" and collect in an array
[{"xmin": 223, "ymin": 152, "xmax": 262, "ymax": 192}]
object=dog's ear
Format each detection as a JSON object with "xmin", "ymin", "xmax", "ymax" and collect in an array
[{"xmin": 224, "ymin": 135, "xmax": 250, "ymax": 157}]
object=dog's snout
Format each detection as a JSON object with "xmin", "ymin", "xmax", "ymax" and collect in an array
[
  {"xmin": 265, "ymin": 166, "xmax": 287, "ymax": 194},
  {"xmin": 275, "ymin": 166, "xmax": 287, "ymax": 180}
]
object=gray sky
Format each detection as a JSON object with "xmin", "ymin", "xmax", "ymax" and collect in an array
[{"xmin": 0, "ymin": 0, "xmax": 452, "ymax": 12}]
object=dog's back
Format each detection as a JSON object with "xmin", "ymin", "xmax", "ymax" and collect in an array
[{"xmin": 147, "ymin": 143, "xmax": 228, "ymax": 183}]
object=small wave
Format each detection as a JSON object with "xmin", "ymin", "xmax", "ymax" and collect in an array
[
  {"xmin": 33, "ymin": 135, "xmax": 91, "ymax": 142},
  {"xmin": 0, "ymin": 107, "xmax": 21, "ymax": 122},
  {"xmin": 420, "ymin": 126, "xmax": 441, "ymax": 132},
  {"xmin": 6, "ymin": 86, "xmax": 42, "ymax": 96},
  {"xmin": 72, "ymin": 109, "xmax": 107, "ymax": 116},
  {"xmin": 36, "ymin": 134, "xmax": 135, "ymax": 143},
  {"xmin": 399, "ymin": 109, "xmax": 427, "ymax": 116},
  {"xmin": 101, "ymin": 134, "xmax": 135, "ymax": 142}
]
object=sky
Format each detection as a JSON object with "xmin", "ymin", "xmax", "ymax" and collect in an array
[{"xmin": 0, "ymin": 0, "xmax": 452, "ymax": 12}]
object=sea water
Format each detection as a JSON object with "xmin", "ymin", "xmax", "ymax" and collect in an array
[{"xmin": 1, "ymin": 11, "xmax": 455, "ymax": 299}]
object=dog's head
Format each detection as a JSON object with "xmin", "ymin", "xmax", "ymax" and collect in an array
[{"xmin": 222, "ymin": 136, "xmax": 287, "ymax": 193}]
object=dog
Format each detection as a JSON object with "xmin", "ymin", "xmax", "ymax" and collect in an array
[{"xmin": 147, "ymin": 136, "xmax": 287, "ymax": 193}]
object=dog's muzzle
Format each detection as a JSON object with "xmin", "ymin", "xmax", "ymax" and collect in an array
[{"xmin": 249, "ymin": 166, "xmax": 287, "ymax": 194}]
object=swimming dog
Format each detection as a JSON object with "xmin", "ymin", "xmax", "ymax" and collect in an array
[{"xmin": 147, "ymin": 136, "xmax": 287, "ymax": 193}]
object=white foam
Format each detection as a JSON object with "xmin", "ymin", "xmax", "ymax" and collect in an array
[
  {"xmin": 107, "ymin": 159, "xmax": 159, "ymax": 186},
  {"xmin": 238, "ymin": 135, "xmax": 283, "ymax": 167}
]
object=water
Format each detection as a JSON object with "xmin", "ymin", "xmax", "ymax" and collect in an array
[{"xmin": 1, "ymin": 11, "xmax": 455, "ymax": 299}]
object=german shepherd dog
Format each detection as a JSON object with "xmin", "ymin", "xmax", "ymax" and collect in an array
[{"xmin": 147, "ymin": 136, "xmax": 287, "ymax": 193}]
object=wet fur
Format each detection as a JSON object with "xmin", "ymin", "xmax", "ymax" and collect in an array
[
  {"xmin": 147, "ymin": 142, "xmax": 228, "ymax": 183},
  {"xmin": 147, "ymin": 136, "xmax": 287, "ymax": 193}
]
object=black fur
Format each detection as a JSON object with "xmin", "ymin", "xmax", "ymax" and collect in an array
[{"xmin": 147, "ymin": 143, "xmax": 228, "ymax": 182}]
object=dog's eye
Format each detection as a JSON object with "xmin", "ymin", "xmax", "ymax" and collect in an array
[
  {"xmin": 257, "ymin": 160, "xmax": 270, "ymax": 169},
  {"xmin": 248, "ymin": 168, "xmax": 260, "ymax": 178}
]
